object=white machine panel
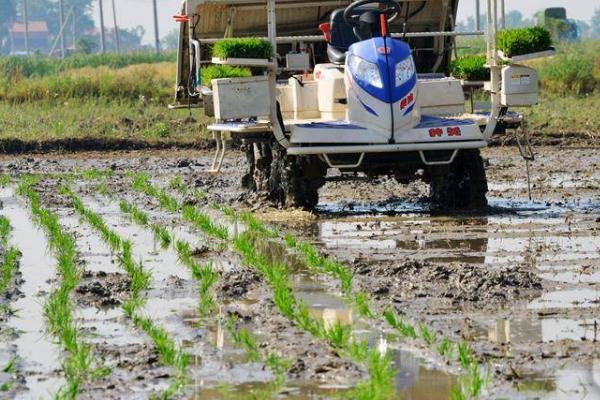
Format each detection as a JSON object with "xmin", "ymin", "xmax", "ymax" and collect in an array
[
  {"xmin": 417, "ymin": 78, "xmax": 465, "ymax": 115},
  {"xmin": 501, "ymin": 65, "xmax": 539, "ymax": 106},
  {"xmin": 212, "ymin": 76, "xmax": 270, "ymax": 120}
]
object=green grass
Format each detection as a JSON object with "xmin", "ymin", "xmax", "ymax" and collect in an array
[
  {"xmin": 212, "ymin": 38, "xmax": 273, "ymax": 60},
  {"xmin": 0, "ymin": 63, "xmax": 175, "ymax": 103},
  {"xmin": 0, "ymin": 99, "xmax": 211, "ymax": 145},
  {"xmin": 17, "ymin": 178, "xmax": 107, "ymax": 399}
]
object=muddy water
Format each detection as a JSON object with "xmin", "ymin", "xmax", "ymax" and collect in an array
[
  {"xmin": 0, "ymin": 188, "xmax": 64, "ymax": 399},
  {"xmin": 308, "ymin": 194, "xmax": 600, "ymax": 399}
]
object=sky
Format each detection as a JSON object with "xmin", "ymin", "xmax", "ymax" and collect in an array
[{"xmin": 92, "ymin": 0, "xmax": 600, "ymax": 45}]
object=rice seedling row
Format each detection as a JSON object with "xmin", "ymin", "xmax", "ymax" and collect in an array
[
  {"xmin": 117, "ymin": 195, "xmax": 293, "ymax": 396},
  {"xmin": 0, "ymin": 216, "xmax": 19, "ymax": 298},
  {"xmin": 166, "ymin": 182, "xmax": 486, "ymax": 399},
  {"xmin": 215, "ymin": 205, "xmax": 490, "ymax": 399},
  {"xmin": 130, "ymin": 173, "xmax": 399, "ymax": 399},
  {"xmin": 16, "ymin": 177, "xmax": 107, "ymax": 399},
  {"xmin": 60, "ymin": 186, "xmax": 190, "ymax": 398}
]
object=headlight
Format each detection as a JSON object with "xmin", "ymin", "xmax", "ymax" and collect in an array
[
  {"xmin": 348, "ymin": 54, "xmax": 382, "ymax": 88},
  {"xmin": 395, "ymin": 57, "xmax": 415, "ymax": 87}
]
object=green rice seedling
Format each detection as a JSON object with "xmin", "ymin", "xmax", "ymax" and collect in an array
[
  {"xmin": 354, "ymin": 292, "xmax": 374, "ymax": 319},
  {"xmin": 383, "ymin": 309, "xmax": 417, "ymax": 339},
  {"xmin": 468, "ymin": 363, "xmax": 487, "ymax": 397},
  {"xmin": 226, "ymin": 317, "xmax": 261, "ymax": 362},
  {"xmin": 497, "ymin": 26, "xmax": 552, "ymax": 57},
  {"xmin": 96, "ymin": 182, "xmax": 112, "ymax": 198},
  {"xmin": 437, "ymin": 338, "xmax": 454, "ymax": 361},
  {"xmin": 152, "ymin": 224, "xmax": 172, "ymax": 249},
  {"xmin": 2, "ymin": 358, "xmax": 16, "ymax": 373},
  {"xmin": 458, "ymin": 342, "xmax": 474, "ymax": 370},
  {"xmin": 18, "ymin": 178, "xmax": 106, "ymax": 398},
  {"xmin": 0, "ymin": 216, "xmax": 11, "ymax": 245},
  {"xmin": 294, "ymin": 302, "xmax": 324, "ymax": 337},
  {"xmin": 81, "ymin": 168, "xmax": 114, "ymax": 181},
  {"xmin": 419, "ymin": 324, "xmax": 437, "ymax": 347},
  {"xmin": 324, "ymin": 322, "xmax": 351, "ymax": 349},
  {"xmin": 0, "ymin": 382, "xmax": 11, "ymax": 392},
  {"xmin": 168, "ymin": 175, "xmax": 185, "ymax": 192},
  {"xmin": 347, "ymin": 338, "xmax": 369, "ymax": 362},
  {"xmin": 182, "ymin": 205, "xmax": 229, "ymax": 241},
  {"xmin": 0, "ymin": 175, "xmax": 9, "ymax": 188},
  {"xmin": 0, "ymin": 247, "xmax": 20, "ymax": 295},
  {"xmin": 449, "ymin": 385, "xmax": 468, "ymax": 400},
  {"xmin": 119, "ymin": 201, "xmax": 149, "ymax": 226},
  {"xmin": 133, "ymin": 179, "xmax": 404, "ymax": 398},
  {"xmin": 212, "ymin": 38, "xmax": 272, "ymax": 60}
]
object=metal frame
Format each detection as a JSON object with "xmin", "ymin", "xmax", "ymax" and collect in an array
[{"xmin": 187, "ymin": 0, "xmax": 505, "ymax": 166}]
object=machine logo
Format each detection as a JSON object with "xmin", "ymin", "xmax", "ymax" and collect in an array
[
  {"xmin": 377, "ymin": 47, "xmax": 391, "ymax": 55},
  {"xmin": 400, "ymin": 93, "xmax": 414, "ymax": 110}
]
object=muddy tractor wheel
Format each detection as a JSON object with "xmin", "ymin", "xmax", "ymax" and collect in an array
[
  {"xmin": 426, "ymin": 149, "xmax": 488, "ymax": 210},
  {"xmin": 242, "ymin": 140, "xmax": 327, "ymax": 209}
]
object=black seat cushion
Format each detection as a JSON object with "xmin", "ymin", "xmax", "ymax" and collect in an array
[{"xmin": 327, "ymin": 7, "xmax": 373, "ymax": 64}]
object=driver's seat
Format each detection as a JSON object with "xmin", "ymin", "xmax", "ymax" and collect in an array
[{"xmin": 327, "ymin": 7, "xmax": 378, "ymax": 65}]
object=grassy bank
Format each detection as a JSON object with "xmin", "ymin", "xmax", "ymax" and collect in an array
[
  {"xmin": 0, "ymin": 52, "xmax": 176, "ymax": 79},
  {"xmin": 0, "ymin": 63, "xmax": 175, "ymax": 103},
  {"xmin": 0, "ymin": 99, "xmax": 211, "ymax": 148}
]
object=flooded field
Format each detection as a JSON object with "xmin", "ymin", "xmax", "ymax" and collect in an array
[{"xmin": 0, "ymin": 145, "xmax": 598, "ymax": 399}]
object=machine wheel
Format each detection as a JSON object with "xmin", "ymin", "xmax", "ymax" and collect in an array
[
  {"xmin": 269, "ymin": 143, "xmax": 328, "ymax": 209},
  {"xmin": 426, "ymin": 149, "xmax": 488, "ymax": 210},
  {"xmin": 242, "ymin": 140, "xmax": 327, "ymax": 209}
]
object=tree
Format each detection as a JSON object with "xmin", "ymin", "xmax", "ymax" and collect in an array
[
  {"xmin": 592, "ymin": 8, "xmax": 600, "ymax": 38},
  {"xmin": 504, "ymin": 10, "xmax": 524, "ymax": 28},
  {"xmin": 162, "ymin": 29, "xmax": 179, "ymax": 50},
  {"xmin": 15, "ymin": 0, "xmax": 95, "ymax": 42},
  {"xmin": 0, "ymin": 0, "xmax": 17, "ymax": 53}
]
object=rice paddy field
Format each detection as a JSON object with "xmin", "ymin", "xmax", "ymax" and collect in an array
[
  {"xmin": 0, "ymin": 41, "xmax": 598, "ymax": 400},
  {"xmin": 0, "ymin": 144, "xmax": 598, "ymax": 399}
]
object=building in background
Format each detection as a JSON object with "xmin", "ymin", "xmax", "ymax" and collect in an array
[{"xmin": 9, "ymin": 21, "xmax": 49, "ymax": 55}]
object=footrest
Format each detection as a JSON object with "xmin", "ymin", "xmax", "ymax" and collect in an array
[{"xmin": 208, "ymin": 121, "xmax": 271, "ymax": 133}]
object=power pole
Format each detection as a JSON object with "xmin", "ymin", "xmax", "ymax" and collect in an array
[
  {"xmin": 111, "ymin": 0, "xmax": 120, "ymax": 53},
  {"xmin": 475, "ymin": 0, "xmax": 480, "ymax": 31},
  {"xmin": 501, "ymin": 0, "xmax": 505, "ymax": 29},
  {"xmin": 22, "ymin": 0, "xmax": 29, "ymax": 55},
  {"xmin": 59, "ymin": 0, "xmax": 65, "ymax": 58},
  {"xmin": 152, "ymin": 0, "xmax": 160, "ymax": 54},
  {"xmin": 72, "ymin": 6, "xmax": 76, "ymax": 50},
  {"xmin": 98, "ymin": 0, "xmax": 106, "ymax": 53}
]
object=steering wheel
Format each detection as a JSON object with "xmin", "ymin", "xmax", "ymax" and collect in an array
[{"xmin": 343, "ymin": 0, "xmax": 402, "ymax": 28}]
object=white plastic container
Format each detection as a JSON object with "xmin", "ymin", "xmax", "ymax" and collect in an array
[{"xmin": 212, "ymin": 76, "xmax": 270, "ymax": 120}]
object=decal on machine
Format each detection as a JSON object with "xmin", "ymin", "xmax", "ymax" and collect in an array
[{"xmin": 428, "ymin": 127, "xmax": 462, "ymax": 138}]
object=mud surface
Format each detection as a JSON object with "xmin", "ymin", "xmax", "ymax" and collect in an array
[{"xmin": 0, "ymin": 145, "xmax": 598, "ymax": 398}]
